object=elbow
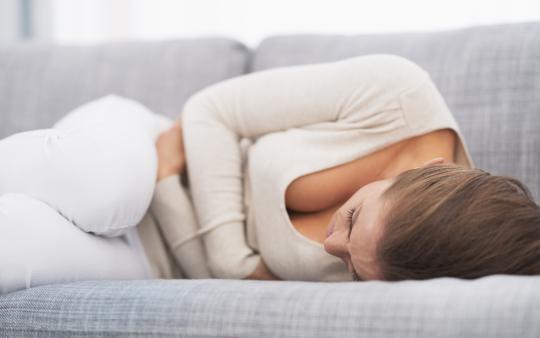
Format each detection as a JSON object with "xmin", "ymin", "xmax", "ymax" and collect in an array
[
  {"xmin": 207, "ymin": 254, "xmax": 260, "ymax": 280},
  {"xmin": 373, "ymin": 54, "xmax": 429, "ymax": 78}
]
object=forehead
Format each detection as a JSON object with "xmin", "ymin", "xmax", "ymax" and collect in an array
[{"xmin": 348, "ymin": 179, "xmax": 393, "ymax": 279}]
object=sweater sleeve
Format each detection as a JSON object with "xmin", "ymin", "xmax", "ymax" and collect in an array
[
  {"xmin": 149, "ymin": 174, "xmax": 212, "ymax": 279},
  {"xmin": 181, "ymin": 54, "xmax": 431, "ymax": 279}
]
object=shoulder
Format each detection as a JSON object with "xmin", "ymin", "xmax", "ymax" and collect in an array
[{"xmin": 379, "ymin": 128, "xmax": 457, "ymax": 179}]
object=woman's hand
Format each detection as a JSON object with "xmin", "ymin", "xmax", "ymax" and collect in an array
[{"xmin": 156, "ymin": 120, "xmax": 186, "ymax": 182}]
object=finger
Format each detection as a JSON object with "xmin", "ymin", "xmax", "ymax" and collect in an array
[
  {"xmin": 415, "ymin": 157, "xmax": 445, "ymax": 169},
  {"xmin": 423, "ymin": 157, "xmax": 445, "ymax": 167}
]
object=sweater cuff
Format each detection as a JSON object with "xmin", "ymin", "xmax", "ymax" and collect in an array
[{"xmin": 153, "ymin": 174, "xmax": 182, "ymax": 198}]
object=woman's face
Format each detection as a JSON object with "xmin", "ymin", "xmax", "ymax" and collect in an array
[
  {"xmin": 323, "ymin": 157, "xmax": 445, "ymax": 281},
  {"xmin": 323, "ymin": 178, "xmax": 393, "ymax": 281}
]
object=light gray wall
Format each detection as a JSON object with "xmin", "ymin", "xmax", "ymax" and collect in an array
[
  {"xmin": 0, "ymin": 0, "xmax": 53, "ymax": 42},
  {"xmin": 0, "ymin": 0, "xmax": 20, "ymax": 42},
  {"xmin": 32, "ymin": 1, "xmax": 53, "ymax": 40}
]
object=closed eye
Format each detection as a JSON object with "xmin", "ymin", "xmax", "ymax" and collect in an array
[
  {"xmin": 344, "ymin": 203, "xmax": 363, "ymax": 281},
  {"xmin": 346, "ymin": 203, "xmax": 362, "ymax": 239},
  {"xmin": 345, "ymin": 207, "xmax": 355, "ymax": 238}
]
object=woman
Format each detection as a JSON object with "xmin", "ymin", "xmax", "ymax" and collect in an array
[
  {"xmin": 154, "ymin": 53, "xmax": 539, "ymax": 282},
  {"xmin": 0, "ymin": 54, "xmax": 538, "ymax": 292}
]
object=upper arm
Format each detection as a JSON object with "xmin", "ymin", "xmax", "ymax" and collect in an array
[{"xmin": 181, "ymin": 54, "xmax": 429, "ymax": 139}]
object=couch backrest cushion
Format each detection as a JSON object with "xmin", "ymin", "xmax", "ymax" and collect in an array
[
  {"xmin": 252, "ymin": 22, "xmax": 540, "ymax": 202},
  {"xmin": 0, "ymin": 38, "xmax": 249, "ymax": 138}
]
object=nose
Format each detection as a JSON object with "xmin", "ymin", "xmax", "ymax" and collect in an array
[{"xmin": 323, "ymin": 228, "xmax": 348, "ymax": 260}]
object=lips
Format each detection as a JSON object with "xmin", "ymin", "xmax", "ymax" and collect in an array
[{"xmin": 326, "ymin": 221, "xmax": 336, "ymax": 238}]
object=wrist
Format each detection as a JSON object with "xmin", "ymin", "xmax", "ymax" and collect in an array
[
  {"xmin": 157, "ymin": 168, "xmax": 182, "ymax": 182},
  {"xmin": 244, "ymin": 259, "xmax": 279, "ymax": 280}
]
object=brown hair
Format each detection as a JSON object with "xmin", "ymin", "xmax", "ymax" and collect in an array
[{"xmin": 376, "ymin": 164, "xmax": 540, "ymax": 281}]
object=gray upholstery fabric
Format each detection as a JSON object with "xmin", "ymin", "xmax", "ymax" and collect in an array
[
  {"xmin": 1, "ymin": 276, "xmax": 539, "ymax": 338},
  {"xmin": 253, "ymin": 21, "xmax": 540, "ymax": 202},
  {"xmin": 0, "ymin": 38, "xmax": 249, "ymax": 138}
]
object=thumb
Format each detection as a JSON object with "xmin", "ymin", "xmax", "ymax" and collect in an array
[
  {"xmin": 414, "ymin": 157, "xmax": 445, "ymax": 169},
  {"xmin": 418, "ymin": 157, "xmax": 445, "ymax": 169}
]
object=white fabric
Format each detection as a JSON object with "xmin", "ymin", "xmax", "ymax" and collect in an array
[
  {"xmin": 0, "ymin": 95, "xmax": 171, "ymax": 237},
  {"xmin": 181, "ymin": 54, "xmax": 475, "ymax": 280},
  {"xmin": 0, "ymin": 193, "xmax": 149, "ymax": 294},
  {"xmin": 0, "ymin": 95, "xmax": 174, "ymax": 293}
]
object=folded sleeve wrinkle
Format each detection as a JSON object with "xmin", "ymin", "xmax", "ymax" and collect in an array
[
  {"xmin": 180, "ymin": 54, "xmax": 431, "ymax": 279},
  {"xmin": 149, "ymin": 175, "xmax": 212, "ymax": 279}
]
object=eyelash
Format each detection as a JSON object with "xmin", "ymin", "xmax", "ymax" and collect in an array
[
  {"xmin": 345, "ymin": 206, "xmax": 362, "ymax": 281},
  {"xmin": 345, "ymin": 206, "xmax": 363, "ymax": 281},
  {"xmin": 345, "ymin": 207, "xmax": 355, "ymax": 238},
  {"xmin": 352, "ymin": 270, "xmax": 361, "ymax": 281}
]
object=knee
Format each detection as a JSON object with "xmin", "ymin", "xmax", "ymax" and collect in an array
[
  {"xmin": 73, "ymin": 129, "xmax": 158, "ymax": 236},
  {"xmin": 0, "ymin": 127, "xmax": 158, "ymax": 237},
  {"xmin": 56, "ymin": 112, "xmax": 159, "ymax": 236},
  {"xmin": 54, "ymin": 95, "xmax": 172, "ymax": 142}
]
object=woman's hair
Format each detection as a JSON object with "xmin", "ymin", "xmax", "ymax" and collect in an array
[{"xmin": 376, "ymin": 164, "xmax": 540, "ymax": 281}]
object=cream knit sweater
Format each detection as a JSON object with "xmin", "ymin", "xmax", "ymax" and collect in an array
[{"xmin": 143, "ymin": 54, "xmax": 475, "ymax": 281}]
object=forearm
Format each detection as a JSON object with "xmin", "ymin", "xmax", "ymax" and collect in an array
[
  {"xmin": 150, "ymin": 174, "xmax": 212, "ymax": 279},
  {"xmin": 181, "ymin": 116, "xmax": 260, "ymax": 278}
]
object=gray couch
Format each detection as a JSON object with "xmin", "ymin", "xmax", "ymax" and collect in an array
[{"xmin": 1, "ymin": 21, "xmax": 539, "ymax": 337}]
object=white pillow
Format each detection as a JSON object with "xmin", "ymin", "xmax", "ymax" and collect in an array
[{"xmin": 0, "ymin": 95, "xmax": 173, "ymax": 237}]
